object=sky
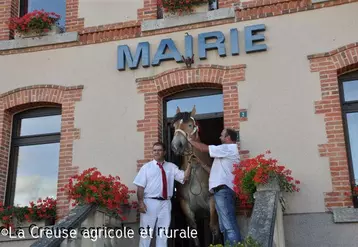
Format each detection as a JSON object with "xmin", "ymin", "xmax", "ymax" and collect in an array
[
  {"xmin": 21, "ymin": 115, "xmax": 61, "ymax": 136},
  {"xmin": 347, "ymin": 113, "xmax": 358, "ymax": 183},
  {"xmin": 166, "ymin": 94, "xmax": 223, "ymax": 118},
  {"xmin": 343, "ymin": 80, "xmax": 358, "ymax": 102},
  {"xmin": 14, "ymin": 143, "xmax": 59, "ymax": 207},
  {"xmin": 343, "ymin": 80, "xmax": 358, "ymax": 183},
  {"xmin": 13, "ymin": 115, "xmax": 61, "ymax": 207},
  {"xmin": 28, "ymin": 0, "xmax": 66, "ymax": 28}
]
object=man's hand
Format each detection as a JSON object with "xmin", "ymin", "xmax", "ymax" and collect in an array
[
  {"xmin": 188, "ymin": 138, "xmax": 209, "ymax": 153},
  {"xmin": 138, "ymin": 201, "xmax": 147, "ymax": 213}
]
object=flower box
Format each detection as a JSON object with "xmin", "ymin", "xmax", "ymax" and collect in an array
[
  {"xmin": 14, "ymin": 24, "xmax": 61, "ymax": 39},
  {"xmin": 158, "ymin": 0, "xmax": 213, "ymax": 18},
  {"xmin": 163, "ymin": 3, "xmax": 209, "ymax": 18},
  {"xmin": 8, "ymin": 10, "xmax": 61, "ymax": 40},
  {"xmin": 0, "ymin": 197, "xmax": 56, "ymax": 230},
  {"xmin": 233, "ymin": 151, "xmax": 300, "ymax": 210},
  {"xmin": 13, "ymin": 217, "xmax": 55, "ymax": 228}
]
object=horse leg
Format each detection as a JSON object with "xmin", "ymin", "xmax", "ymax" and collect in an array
[
  {"xmin": 179, "ymin": 198, "xmax": 200, "ymax": 247},
  {"xmin": 209, "ymin": 196, "xmax": 221, "ymax": 244}
]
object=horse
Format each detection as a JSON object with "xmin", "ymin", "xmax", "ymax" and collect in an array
[{"xmin": 170, "ymin": 105, "xmax": 221, "ymax": 247}]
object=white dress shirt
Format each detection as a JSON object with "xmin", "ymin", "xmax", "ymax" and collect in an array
[
  {"xmin": 133, "ymin": 160, "xmax": 185, "ymax": 199},
  {"xmin": 208, "ymin": 144, "xmax": 240, "ymax": 192}
]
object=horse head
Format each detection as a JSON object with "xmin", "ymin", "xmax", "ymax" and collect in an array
[{"xmin": 171, "ymin": 105, "xmax": 199, "ymax": 156}]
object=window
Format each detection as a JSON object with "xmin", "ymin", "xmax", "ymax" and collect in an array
[
  {"xmin": 19, "ymin": 0, "xmax": 66, "ymax": 30},
  {"xmin": 164, "ymin": 89, "xmax": 224, "ymax": 162},
  {"xmin": 209, "ymin": 0, "xmax": 219, "ymax": 10},
  {"xmin": 339, "ymin": 71, "xmax": 358, "ymax": 207},
  {"xmin": 166, "ymin": 89, "xmax": 223, "ymax": 118},
  {"xmin": 5, "ymin": 107, "xmax": 61, "ymax": 207}
]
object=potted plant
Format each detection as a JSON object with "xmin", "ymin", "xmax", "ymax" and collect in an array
[
  {"xmin": 0, "ymin": 197, "xmax": 57, "ymax": 230},
  {"xmin": 157, "ymin": 0, "xmax": 215, "ymax": 17},
  {"xmin": 233, "ymin": 151, "xmax": 300, "ymax": 210},
  {"xmin": 8, "ymin": 9, "xmax": 61, "ymax": 39},
  {"xmin": 61, "ymin": 167, "xmax": 136, "ymax": 221}
]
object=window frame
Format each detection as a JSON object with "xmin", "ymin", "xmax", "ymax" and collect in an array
[
  {"xmin": 5, "ymin": 107, "xmax": 61, "ymax": 206},
  {"xmin": 19, "ymin": 0, "xmax": 28, "ymax": 17},
  {"xmin": 338, "ymin": 71, "xmax": 358, "ymax": 208}
]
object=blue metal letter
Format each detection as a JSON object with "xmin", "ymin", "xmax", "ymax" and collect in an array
[
  {"xmin": 230, "ymin": 28, "xmax": 239, "ymax": 56},
  {"xmin": 117, "ymin": 42, "xmax": 150, "ymax": 70},
  {"xmin": 152, "ymin": 39, "xmax": 183, "ymax": 66},
  {"xmin": 198, "ymin": 31, "xmax": 226, "ymax": 60},
  {"xmin": 185, "ymin": 34, "xmax": 193, "ymax": 58},
  {"xmin": 245, "ymin": 24, "xmax": 267, "ymax": 53}
]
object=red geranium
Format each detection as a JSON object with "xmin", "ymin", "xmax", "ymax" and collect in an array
[
  {"xmin": 62, "ymin": 167, "xmax": 136, "ymax": 220},
  {"xmin": 0, "ymin": 197, "xmax": 56, "ymax": 230},
  {"xmin": 353, "ymin": 184, "xmax": 358, "ymax": 196},
  {"xmin": 233, "ymin": 151, "xmax": 300, "ymax": 206},
  {"xmin": 8, "ymin": 9, "xmax": 60, "ymax": 34}
]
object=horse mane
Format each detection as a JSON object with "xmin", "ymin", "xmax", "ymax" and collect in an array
[{"xmin": 171, "ymin": 111, "xmax": 193, "ymax": 125}]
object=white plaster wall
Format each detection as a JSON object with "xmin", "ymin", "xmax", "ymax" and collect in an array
[
  {"xmin": 0, "ymin": 2, "xmax": 357, "ymax": 213},
  {"xmin": 79, "ymin": 0, "xmax": 143, "ymax": 27}
]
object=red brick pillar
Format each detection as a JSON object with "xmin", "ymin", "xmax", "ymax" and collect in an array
[{"xmin": 0, "ymin": 0, "xmax": 19, "ymax": 40}]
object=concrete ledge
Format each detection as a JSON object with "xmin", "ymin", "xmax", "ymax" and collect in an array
[
  {"xmin": 332, "ymin": 207, "xmax": 358, "ymax": 223},
  {"xmin": 0, "ymin": 32, "xmax": 79, "ymax": 51},
  {"xmin": 311, "ymin": 0, "xmax": 330, "ymax": 3},
  {"xmin": 141, "ymin": 8, "xmax": 235, "ymax": 32}
]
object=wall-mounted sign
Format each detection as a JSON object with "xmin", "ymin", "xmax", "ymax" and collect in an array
[{"xmin": 117, "ymin": 24, "xmax": 267, "ymax": 71}]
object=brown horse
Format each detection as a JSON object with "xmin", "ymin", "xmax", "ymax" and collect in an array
[{"xmin": 171, "ymin": 105, "xmax": 220, "ymax": 247}]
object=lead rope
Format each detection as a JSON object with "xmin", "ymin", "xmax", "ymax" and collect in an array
[
  {"xmin": 188, "ymin": 155, "xmax": 202, "ymax": 196},
  {"xmin": 175, "ymin": 117, "xmax": 203, "ymax": 198}
]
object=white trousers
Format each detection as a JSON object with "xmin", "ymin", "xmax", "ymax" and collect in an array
[{"xmin": 139, "ymin": 198, "xmax": 171, "ymax": 247}]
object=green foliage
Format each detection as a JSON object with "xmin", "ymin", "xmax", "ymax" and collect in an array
[{"xmin": 209, "ymin": 236, "xmax": 262, "ymax": 247}]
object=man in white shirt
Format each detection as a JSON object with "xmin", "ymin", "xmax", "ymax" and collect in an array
[
  {"xmin": 133, "ymin": 141, "xmax": 191, "ymax": 247},
  {"xmin": 188, "ymin": 128, "xmax": 242, "ymax": 245}
]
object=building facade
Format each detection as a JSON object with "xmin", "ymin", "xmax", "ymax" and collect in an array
[{"xmin": 0, "ymin": 0, "xmax": 358, "ymax": 246}]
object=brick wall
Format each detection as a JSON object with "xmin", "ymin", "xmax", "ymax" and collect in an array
[
  {"xmin": 0, "ymin": 85, "xmax": 83, "ymax": 219},
  {"xmin": 66, "ymin": 0, "xmax": 84, "ymax": 32},
  {"xmin": 0, "ymin": 0, "xmax": 84, "ymax": 40},
  {"xmin": 0, "ymin": 0, "xmax": 356, "ymax": 53},
  {"xmin": 220, "ymin": 0, "xmax": 235, "ymax": 8},
  {"xmin": 0, "ymin": 0, "xmax": 17, "ymax": 40},
  {"xmin": 308, "ymin": 42, "xmax": 358, "ymax": 210}
]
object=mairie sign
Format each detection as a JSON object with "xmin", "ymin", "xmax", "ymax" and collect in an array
[{"xmin": 117, "ymin": 24, "xmax": 267, "ymax": 71}]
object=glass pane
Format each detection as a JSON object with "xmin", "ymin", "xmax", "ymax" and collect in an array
[
  {"xmin": 209, "ymin": 0, "xmax": 218, "ymax": 10},
  {"xmin": 343, "ymin": 80, "xmax": 358, "ymax": 102},
  {"xmin": 13, "ymin": 143, "xmax": 60, "ymax": 207},
  {"xmin": 20, "ymin": 115, "xmax": 61, "ymax": 136},
  {"xmin": 28, "ymin": 0, "xmax": 66, "ymax": 29},
  {"xmin": 167, "ymin": 94, "xmax": 223, "ymax": 118},
  {"xmin": 347, "ymin": 112, "xmax": 358, "ymax": 184}
]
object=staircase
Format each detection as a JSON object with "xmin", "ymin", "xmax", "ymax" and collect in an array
[
  {"xmin": 0, "ymin": 179, "xmax": 285, "ymax": 247},
  {"xmin": 0, "ymin": 203, "xmax": 139, "ymax": 247}
]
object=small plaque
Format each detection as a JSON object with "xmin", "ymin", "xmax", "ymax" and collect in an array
[{"xmin": 240, "ymin": 111, "xmax": 247, "ymax": 118}]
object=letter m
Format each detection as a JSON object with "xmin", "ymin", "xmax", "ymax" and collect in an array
[{"xmin": 117, "ymin": 42, "xmax": 150, "ymax": 70}]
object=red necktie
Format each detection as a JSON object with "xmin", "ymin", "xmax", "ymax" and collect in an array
[{"xmin": 157, "ymin": 162, "xmax": 168, "ymax": 199}]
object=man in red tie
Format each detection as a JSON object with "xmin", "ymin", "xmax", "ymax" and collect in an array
[{"xmin": 133, "ymin": 141, "xmax": 191, "ymax": 247}]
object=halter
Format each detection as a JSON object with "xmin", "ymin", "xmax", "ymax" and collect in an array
[
  {"xmin": 173, "ymin": 116, "xmax": 203, "ymax": 197},
  {"xmin": 173, "ymin": 116, "xmax": 199, "ymax": 156}
]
